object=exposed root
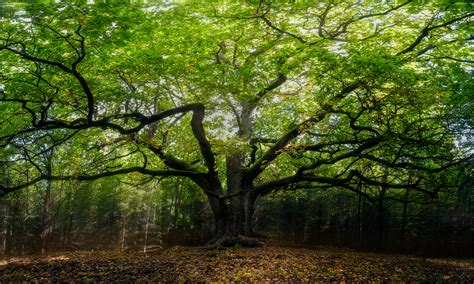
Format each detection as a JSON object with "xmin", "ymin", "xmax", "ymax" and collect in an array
[{"xmin": 204, "ymin": 235, "xmax": 264, "ymax": 250}]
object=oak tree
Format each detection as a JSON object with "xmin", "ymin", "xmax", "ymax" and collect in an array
[{"xmin": 1, "ymin": 0, "xmax": 472, "ymax": 237}]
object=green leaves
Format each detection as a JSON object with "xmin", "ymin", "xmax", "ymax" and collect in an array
[{"xmin": 1, "ymin": 0, "xmax": 472, "ymax": 211}]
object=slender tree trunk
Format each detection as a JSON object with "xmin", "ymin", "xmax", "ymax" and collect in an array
[
  {"xmin": 277, "ymin": 203, "xmax": 282, "ymax": 240},
  {"xmin": 40, "ymin": 148, "xmax": 54, "ymax": 254},
  {"xmin": 4, "ymin": 203, "xmax": 12, "ymax": 257},
  {"xmin": 65, "ymin": 212, "xmax": 73, "ymax": 248},
  {"xmin": 377, "ymin": 186, "xmax": 387, "ymax": 250},
  {"xmin": 40, "ymin": 179, "xmax": 52, "ymax": 254},
  {"xmin": 315, "ymin": 204, "xmax": 322, "ymax": 244},
  {"xmin": 120, "ymin": 222, "xmax": 127, "ymax": 251},
  {"xmin": 143, "ymin": 215, "xmax": 149, "ymax": 253},
  {"xmin": 5, "ymin": 224, "xmax": 12, "ymax": 257},
  {"xmin": 173, "ymin": 184, "xmax": 181, "ymax": 228},
  {"xmin": 51, "ymin": 182, "xmax": 63, "ymax": 252},
  {"xmin": 2, "ymin": 204, "xmax": 8, "ymax": 256},
  {"xmin": 357, "ymin": 194, "xmax": 362, "ymax": 249},
  {"xmin": 63, "ymin": 190, "xmax": 73, "ymax": 249},
  {"xmin": 303, "ymin": 216, "xmax": 310, "ymax": 243},
  {"xmin": 400, "ymin": 189, "xmax": 409, "ymax": 250}
]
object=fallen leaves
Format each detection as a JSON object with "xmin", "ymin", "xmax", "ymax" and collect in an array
[{"xmin": 0, "ymin": 245, "xmax": 473, "ymax": 282}]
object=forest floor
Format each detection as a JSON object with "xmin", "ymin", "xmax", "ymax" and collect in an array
[{"xmin": 1, "ymin": 245, "xmax": 473, "ymax": 282}]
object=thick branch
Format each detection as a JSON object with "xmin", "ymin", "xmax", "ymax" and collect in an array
[
  {"xmin": 357, "ymin": 153, "xmax": 473, "ymax": 174},
  {"xmin": 244, "ymin": 115, "xmax": 323, "ymax": 181},
  {"xmin": 259, "ymin": 15, "xmax": 307, "ymax": 43},
  {"xmin": 1, "ymin": 31, "xmax": 95, "ymax": 123},
  {"xmin": 190, "ymin": 104, "xmax": 217, "ymax": 176},
  {"xmin": 0, "ymin": 103, "xmax": 208, "ymax": 145},
  {"xmin": 330, "ymin": 1, "xmax": 412, "ymax": 39},
  {"xmin": 397, "ymin": 12, "xmax": 474, "ymax": 56},
  {"xmin": 0, "ymin": 167, "xmax": 200, "ymax": 196},
  {"xmin": 244, "ymin": 81, "xmax": 363, "ymax": 182},
  {"xmin": 252, "ymin": 73, "xmax": 287, "ymax": 105}
]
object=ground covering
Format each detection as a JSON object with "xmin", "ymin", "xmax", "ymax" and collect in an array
[{"xmin": 1, "ymin": 245, "xmax": 473, "ymax": 282}]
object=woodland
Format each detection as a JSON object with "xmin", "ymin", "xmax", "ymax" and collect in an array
[{"xmin": 0, "ymin": 0, "xmax": 473, "ymax": 281}]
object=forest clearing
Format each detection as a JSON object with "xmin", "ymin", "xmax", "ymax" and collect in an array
[
  {"xmin": 1, "ymin": 0, "xmax": 473, "ymax": 281},
  {"xmin": 2, "ymin": 245, "xmax": 474, "ymax": 282}
]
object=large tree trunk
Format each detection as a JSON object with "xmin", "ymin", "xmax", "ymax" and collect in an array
[
  {"xmin": 225, "ymin": 153, "xmax": 257, "ymax": 236},
  {"xmin": 199, "ymin": 99, "xmax": 261, "ymax": 240},
  {"xmin": 204, "ymin": 153, "xmax": 257, "ymax": 239},
  {"xmin": 211, "ymin": 99, "xmax": 261, "ymax": 239},
  {"xmin": 207, "ymin": 194, "xmax": 256, "ymax": 237}
]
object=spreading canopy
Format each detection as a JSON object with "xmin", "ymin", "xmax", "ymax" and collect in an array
[{"xmin": 1, "ymin": 0, "xmax": 472, "ymax": 207}]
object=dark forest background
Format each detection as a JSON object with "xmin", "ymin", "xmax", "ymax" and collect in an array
[{"xmin": 2, "ymin": 167, "xmax": 472, "ymax": 258}]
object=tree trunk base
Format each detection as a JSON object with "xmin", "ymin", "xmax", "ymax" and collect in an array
[{"xmin": 206, "ymin": 235, "xmax": 264, "ymax": 249}]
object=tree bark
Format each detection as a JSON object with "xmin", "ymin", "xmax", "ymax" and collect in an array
[
  {"xmin": 1, "ymin": 204, "xmax": 9, "ymax": 256},
  {"xmin": 357, "ymin": 194, "xmax": 363, "ymax": 249},
  {"xmin": 209, "ymin": 194, "xmax": 257, "ymax": 240},
  {"xmin": 377, "ymin": 186, "xmax": 387, "ymax": 250},
  {"xmin": 400, "ymin": 189, "xmax": 409, "ymax": 250},
  {"xmin": 214, "ymin": 152, "xmax": 257, "ymax": 237},
  {"xmin": 205, "ymin": 172, "xmax": 257, "ymax": 238},
  {"xmin": 40, "ymin": 179, "xmax": 52, "ymax": 254}
]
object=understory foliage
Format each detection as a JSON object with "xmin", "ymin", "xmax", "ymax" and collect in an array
[
  {"xmin": 0, "ymin": 0, "xmax": 473, "ymax": 255},
  {"xmin": 1, "ymin": 166, "xmax": 472, "ymax": 257},
  {"xmin": 0, "ymin": 177, "xmax": 213, "ymax": 254}
]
